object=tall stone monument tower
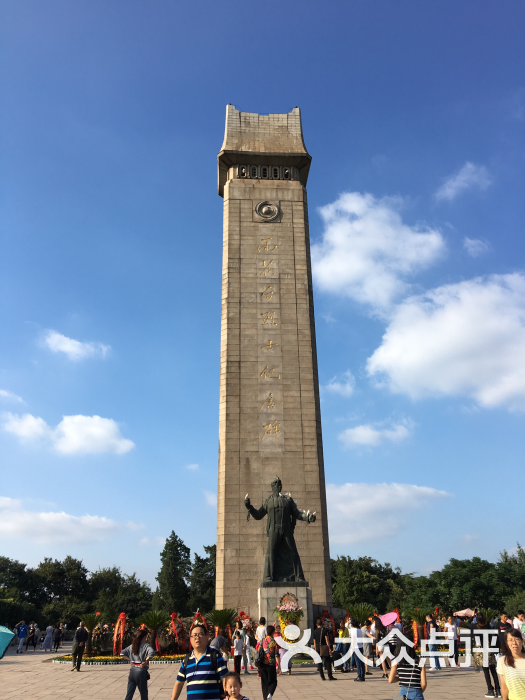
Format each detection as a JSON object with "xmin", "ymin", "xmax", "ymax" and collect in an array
[{"xmin": 216, "ymin": 105, "xmax": 331, "ymax": 618}]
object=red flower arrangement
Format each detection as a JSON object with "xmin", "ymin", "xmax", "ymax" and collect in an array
[{"xmin": 113, "ymin": 612, "xmax": 126, "ymax": 656}]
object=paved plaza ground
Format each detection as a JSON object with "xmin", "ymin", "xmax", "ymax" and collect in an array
[{"xmin": 1, "ymin": 642, "xmax": 493, "ymax": 700}]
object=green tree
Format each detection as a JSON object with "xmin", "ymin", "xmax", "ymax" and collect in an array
[
  {"xmin": 403, "ymin": 575, "xmax": 440, "ymax": 610},
  {"xmin": 331, "ymin": 556, "xmax": 405, "ymax": 612},
  {"xmin": 187, "ymin": 544, "xmax": 216, "ymax": 613},
  {"xmin": 504, "ymin": 591, "xmax": 525, "ymax": 617},
  {"xmin": 431, "ymin": 557, "xmax": 500, "ymax": 611},
  {"xmin": 346, "ymin": 603, "xmax": 375, "ymax": 625},
  {"xmin": 90, "ymin": 569, "xmax": 152, "ymax": 621},
  {"xmin": 137, "ymin": 610, "xmax": 168, "ymax": 652},
  {"xmin": 89, "ymin": 567, "xmax": 124, "ymax": 599},
  {"xmin": 35, "ymin": 556, "xmax": 90, "ymax": 605},
  {"xmin": 496, "ymin": 544, "xmax": 525, "ymax": 599},
  {"xmin": 207, "ymin": 608, "xmax": 236, "ymax": 633},
  {"xmin": 0, "ymin": 556, "xmax": 29, "ymax": 591},
  {"xmin": 153, "ymin": 531, "xmax": 191, "ymax": 615},
  {"xmin": 42, "ymin": 596, "xmax": 85, "ymax": 628},
  {"xmin": 0, "ymin": 584, "xmax": 39, "ymax": 627},
  {"xmin": 0, "ymin": 556, "xmax": 43, "ymax": 609}
]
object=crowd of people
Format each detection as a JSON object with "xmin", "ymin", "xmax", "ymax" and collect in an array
[
  {"xmin": 7, "ymin": 608, "xmax": 525, "ymax": 700},
  {"xmin": 11, "ymin": 619, "xmax": 67, "ymax": 653}
]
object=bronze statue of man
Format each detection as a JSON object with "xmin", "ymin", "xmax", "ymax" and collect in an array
[{"xmin": 244, "ymin": 476, "xmax": 316, "ymax": 585}]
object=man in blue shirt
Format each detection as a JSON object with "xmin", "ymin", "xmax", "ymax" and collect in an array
[
  {"xmin": 15, "ymin": 620, "xmax": 28, "ymax": 654},
  {"xmin": 171, "ymin": 624, "xmax": 228, "ymax": 700}
]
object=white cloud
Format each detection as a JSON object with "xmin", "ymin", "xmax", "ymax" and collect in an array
[
  {"xmin": 0, "ymin": 496, "xmax": 138, "ymax": 544},
  {"xmin": 3, "ymin": 413, "xmax": 135, "ymax": 454},
  {"xmin": 327, "ymin": 482, "xmax": 451, "ymax": 544},
  {"xmin": 42, "ymin": 329, "xmax": 110, "ymax": 360},
  {"xmin": 312, "ymin": 192, "xmax": 445, "ymax": 314},
  {"xmin": 463, "ymin": 237, "xmax": 490, "ymax": 257},
  {"xmin": 204, "ymin": 490, "xmax": 217, "ymax": 507},
  {"xmin": 339, "ymin": 418, "xmax": 414, "ymax": 447},
  {"xmin": 366, "ymin": 273, "xmax": 525, "ymax": 410},
  {"xmin": 53, "ymin": 415, "xmax": 135, "ymax": 454},
  {"xmin": 3, "ymin": 412, "xmax": 51, "ymax": 440},
  {"xmin": 0, "ymin": 389, "xmax": 24, "ymax": 403},
  {"xmin": 186, "ymin": 463, "xmax": 199, "ymax": 471},
  {"xmin": 435, "ymin": 162, "xmax": 492, "ymax": 202},
  {"xmin": 324, "ymin": 371, "xmax": 356, "ymax": 397}
]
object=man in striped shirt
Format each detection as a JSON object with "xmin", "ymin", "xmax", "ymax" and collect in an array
[{"xmin": 171, "ymin": 624, "xmax": 229, "ymax": 700}]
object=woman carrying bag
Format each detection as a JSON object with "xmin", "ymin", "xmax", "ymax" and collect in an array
[
  {"xmin": 313, "ymin": 619, "xmax": 336, "ymax": 681},
  {"xmin": 121, "ymin": 628, "xmax": 155, "ymax": 700},
  {"xmin": 259, "ymin": 625, "xmax": 281, "ymax": 700}
]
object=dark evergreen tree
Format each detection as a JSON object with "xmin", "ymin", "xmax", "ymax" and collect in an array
[
  {"xmin": 187, "ymin": 544, "xmax": 216, "ymax": 613},
  {"xmin": 153, "ymin": 531, "xmax": 191, "ymax": 615}
]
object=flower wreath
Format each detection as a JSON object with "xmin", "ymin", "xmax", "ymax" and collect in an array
[
  {"xmin": 273, "ymin": 591, "xmax": 304, "ymax": 637},
  {"xmin": 235, "ymin": 610, "xmax": 257, "ymax": 637}
]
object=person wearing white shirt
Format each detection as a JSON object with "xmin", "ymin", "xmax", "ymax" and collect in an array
[
  {"xmin": 233, "ymin": 631, "xmax": 245, "ymax": 674},
  {"xmin": 349, "ymin": 619, "xmax": 365, "ymax": 682},
  {"xmin": 256, "ymin": 618, "xmax": 267, "ymax": 644},
  {"xmin": 444, "ymin": 615, "xmax": 459, "ymax": 667},
  {"xmin": 513, "ymin": 610, "xmax": 525, "ymax": 640}
]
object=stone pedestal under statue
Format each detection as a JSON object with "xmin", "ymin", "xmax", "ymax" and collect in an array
[{"xmin": 258, "ymin": 584, "xmax": 313, "ymax": 633}]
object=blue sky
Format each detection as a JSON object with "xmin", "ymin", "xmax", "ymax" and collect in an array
[{"xmin": 1, "ymin": 1, "xmax": 524, "ymax": 589}]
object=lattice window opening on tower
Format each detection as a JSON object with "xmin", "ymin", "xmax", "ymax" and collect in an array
[{"xmin": 235, "ymin": 165, "xmax": 298, "ymax": 181}]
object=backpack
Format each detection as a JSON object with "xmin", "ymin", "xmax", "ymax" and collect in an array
[
  {"xmin": 254, "ymin": 643, "xmax": 266, "ymax": 669},
  {"xmin": 182, "ymin": 648, "xmax": 218, "ymax": 674}
]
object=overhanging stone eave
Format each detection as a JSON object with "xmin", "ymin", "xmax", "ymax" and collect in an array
[{"xmin": 217, "ymin": 150, "xmax": 312, "ymax": 197}]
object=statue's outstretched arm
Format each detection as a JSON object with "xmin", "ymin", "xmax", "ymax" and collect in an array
[
  {"xmin": 291, "ymin": 499, "xmax": 316, "ymax": 523},
  {"xmin": 244, "ymin": 495, "xmax": 267, "ymax": 520}
]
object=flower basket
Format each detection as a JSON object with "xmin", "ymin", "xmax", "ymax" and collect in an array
[{"xmin": 273, "ymin": 592, "xmax": 304, "ymax": 637}]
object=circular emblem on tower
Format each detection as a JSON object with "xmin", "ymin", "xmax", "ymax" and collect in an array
[{"xmin": 255, "ymin": 201, "xmax": 280, "ymax": 222}]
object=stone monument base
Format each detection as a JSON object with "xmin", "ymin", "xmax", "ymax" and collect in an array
[{"xmin": 258, "ymin": 585, "xmax": 313, "ymax": 633}]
